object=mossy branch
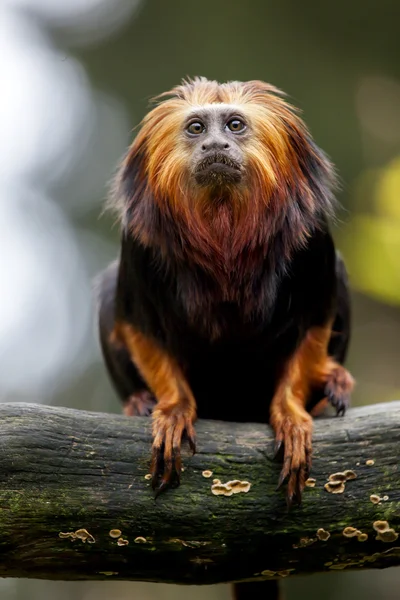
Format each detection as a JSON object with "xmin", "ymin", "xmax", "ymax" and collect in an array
[{"xmin": 0, "ymin": 402, "xmax": 399, "ymax": 583}]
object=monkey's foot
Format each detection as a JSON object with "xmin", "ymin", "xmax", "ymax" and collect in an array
[
  {"xmin": 123, "ymin": 391, "xmax": 156, "ymax": 417},
  {"xmin": 150, "ymin": 407, "xmax": 196, "ymax": 497},
  {"xmin": 274, "ymin": 415, "xmax": 313, "ymax": 506},
  {"xmin": 325, "ymin": 365, "xmax": 354, "ymax": 417}
]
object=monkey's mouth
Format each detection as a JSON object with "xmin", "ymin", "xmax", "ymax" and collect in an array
[{"xmin": 195, "ymin": 153, "xmax": 242, "ymax": 185}]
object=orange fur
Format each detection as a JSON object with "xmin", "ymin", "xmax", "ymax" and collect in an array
[
  {"xmin": 115, "ymin": 77, "xmax": 335, "ymax": 271},
  {"xmin": 113, "ymin": 321, "xmax": 196, "ymax": 489},
  {"xmin": 269, "ymin": 322, "xmax": 344, "ymax": 503}
]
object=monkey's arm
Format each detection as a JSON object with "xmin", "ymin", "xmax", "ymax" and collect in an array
[
  {"xmin": 112, "ymin": 321, "xmax": 196, "ymax": 493},
  {"xmin": 269, "ymin": 232, "xmax": 354, "ymax": 505},
  {"xmin": 99, "ymin": 238, "xmax": 197, "ymax": 494},
  {"xmin": 96, "ymin": 261, "xmax": 157, "ymax": 417}
]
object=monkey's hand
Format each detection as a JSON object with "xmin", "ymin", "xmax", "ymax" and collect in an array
[
  {"xmin": 151, "ymin": 402, "xmax": 196, "ymax": 497},
  {"xmin": 123, "ymin": 391, "xmax": 156, "ymax": 417},
  {"xmin": 325, "ymin": 364, "xmax": 354, "ymax": 417},
  {"xmin": 273, "ymin": 410, "xmax": 313, "ymax": 506}
]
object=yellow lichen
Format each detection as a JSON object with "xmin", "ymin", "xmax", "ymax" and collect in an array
[
  {"xmin": 316, "ymin": 528, "xmax": 330, "ymax": 541},
  {"xmin": 117, "ymin": 537, "xmax": 129, "ymax": 546},
  {"xmin": 343, "ymin": 470, "xmax": 357, "ymax": 480},
  {"xmin": 211, "ymin": 479, "xmax": 251, "ymax": 496},
  {"xmin": 373, "ymin": 520, "xmax": 390, "ymax": 532},
  {"xmin": 376, "ymin": 530, "xmax": 399, "ymax": 543},
  {"xmin": 202, "ymin": 470, "xmax": 213, "ymax": 478},
  {"xmin": 109, "ymin": 529, "xmax": 122, "ymax": 539},
  {"xmin": 343, "ymin": 527, "xmax": 359, "ymax": 538},
  {"xmin": 328, "ymin": 472, "xmax": 347, "ymax": 482},
  {"xmin": 324, "ymin": 481, "xmax": 345, "ymax": 494},
  {"xmin": 370, "ymin": 494, "xmax": 381, "ymax": 504},
  {"xmin": 59, "ymin": 529, "xmax": 95, "ymax": 544},
  {"xmin": 75, "ymin": 529, "xmax": 95, "ymax": 544},
  {"xmin": 373, "ymin": 520, "xmax": 398, "ymax": 542}
]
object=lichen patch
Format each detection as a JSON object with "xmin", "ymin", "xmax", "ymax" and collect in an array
[
  {"xmin": 373, "ymin": 521, "xmax": 398, "ymax": 542},
  {"xmin": 305, "ymin": 478, "xmax": 316, "ymax": 487},
  {"xmin": 316, "ymin": 528, "xmax": 330, "ymax": 541},
  {"xmin": 59, "ymin": 532, "xmax": 75, "ymax": 540},
  {"xmin": 343, "ymin": 527, "xmax": 359, "ymax": 538},
  {"xmin": 75, "ymin": 529, "xmax": 95, "ymax": 543},
  {"xmin": 117, "ymin": 537, "xmax": 129, "ymax": 546},
  {"xmin": 328, "ymin": 472, "xmax": 347, "ymax": 483},
  {"xmin": 376, "ymin": 530, "xmax": 398, "ymax": 543},
  {"xmin": 370, "ymin": 494, "xmax": 381, "ymax": 504},
  {"xmin": 325, "ymin": 470, "xmax": 357, "ymax": 494},
  {"xmin": 342, "ymin": 526, "xmax": 367, "ymax": 541},
  {"xmin": 324, "ymin": 481, "xmax": 345, "ymax": 494},
  {"xmin": 343, "ymin": 470, "xmax": 357, "ymax": 480},
  {"xmin": 211, "ymin": 479, "xmax": 251, "ymax": 496},
  {"xmin": 109, "ymin": 529, "xmax": 122, "ymax": 539},
  {"xmin": 59, "ymin": 529, "xmax": 95, "ymax": 544},
  {"xmin": 202, "ymin": 470, "xmax": 213, "ymax": 478},
  {"xmin": 373, "ymin": 520, "xmax": 390, "ymax": 533}
]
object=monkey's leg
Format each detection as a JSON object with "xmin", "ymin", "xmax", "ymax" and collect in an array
[
  {"xmin": 113, "ymin": 322, "xmax": 196, "ymax": 495},
  {"xmin": 270, "ymin": 324, "xmax": 335, "ymax": 505},
  {"xmin": 307, "ymin": 252, "xmax": 355, "ymax": 417},
  {"xmin": 324, "ymin": 252, "xmax": 354, "ymax": 415},
  {"xmin": 96, "ymin": 262, "xmax": 156, "ymax": 416}
]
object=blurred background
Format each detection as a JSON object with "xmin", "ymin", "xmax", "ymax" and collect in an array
[{"xmin": 0, "ymin": 0, "xmax": 399, "ymax": 598}]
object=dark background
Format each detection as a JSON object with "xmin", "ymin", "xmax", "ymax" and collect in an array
[{"xmin": 1, "ymin": 0, "xmax": 399, "ymax": 598}]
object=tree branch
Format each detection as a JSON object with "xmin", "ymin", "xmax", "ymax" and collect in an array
[{"xmin": 0, "ymin": 402, "xmax": 399, "ymax": 583}]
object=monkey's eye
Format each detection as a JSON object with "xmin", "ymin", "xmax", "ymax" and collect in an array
[
  {"xmin": 226, "ymin": 118, "xmax": 246, "ymax": 133},
  {"xmin": 187, "ymin": 121, "xmax": 205, "ymax": 135}
]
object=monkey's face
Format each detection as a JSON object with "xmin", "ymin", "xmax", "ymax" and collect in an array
[
  {"xmin": 124, "ymin": 78, "xmax": 334, "ymax": 221},
  {"xmin": 183, "ymin": 105, "xmax": 247, "ymax": 188}
]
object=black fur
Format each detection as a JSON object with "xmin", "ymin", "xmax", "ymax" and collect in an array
[{"xmin": 97, "ymin": 227, "xmax": 350, "ymax": 423}]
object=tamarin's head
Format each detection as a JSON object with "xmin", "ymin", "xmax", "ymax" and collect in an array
[{"xmin": 115, "ymin": 77, "xmax": 336, "ymax": 254}]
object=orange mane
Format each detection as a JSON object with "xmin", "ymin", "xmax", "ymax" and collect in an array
[{"xmin": 113, "ymin": 77, "xmax": 336, "ymax": 285}]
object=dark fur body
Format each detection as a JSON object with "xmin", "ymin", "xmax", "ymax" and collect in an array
[{"xmin": 98, "ymin": 224, "xmax": 350, "ymax": 422}]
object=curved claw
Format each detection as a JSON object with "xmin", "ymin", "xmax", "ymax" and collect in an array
[
  {"xmin": 150, "ymin": 409, "xmax": 196, "ymax": 497},
  {"xmin": 124, "ymin": 391, "xmax": 156, "ymax": 417},
  {"xmin": 273, "ymin": 439, "xmax": 284, "ymax": 461},
  {"xmin": 274, "ymin": 417, "xmax": 313, "ymax": 507},
  {"xmin": 325, "ymin": 365, "xmax": 354, "ymax": 417}
]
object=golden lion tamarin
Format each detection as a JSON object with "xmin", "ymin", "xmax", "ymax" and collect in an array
[{"xmin": 97, "ymin": 76, "xmax": 354, "ymax": 597}]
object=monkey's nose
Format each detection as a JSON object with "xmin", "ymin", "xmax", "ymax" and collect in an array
[{"xmin": 201, "ymin": 139, "xmax": 230, "ymax": 152}]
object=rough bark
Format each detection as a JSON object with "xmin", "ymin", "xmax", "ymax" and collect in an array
[{"xmin": 0, "ymin": 401, "xmax": 398, "ymax": 584}]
